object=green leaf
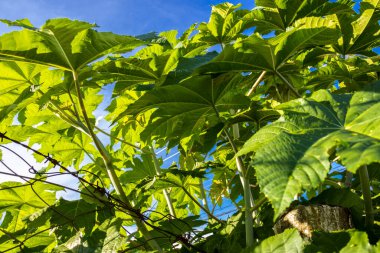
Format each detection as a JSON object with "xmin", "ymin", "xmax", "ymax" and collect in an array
[
  {"xmin": 306, "ymin": 57, "xmax": 380, "ymax": 91},
  {"xmin": 36, "ymin": 131, "xmax": 97, "ymax": 168},
  {"xmin": 93, "ymin": 57, "xmax": 158, "ymax": 88},
  {"xmin": 197, "ymin": 16, "xmax": 338, "ymax": 75},
  {"xmin": 120, "ymin": 154, "xmax": 157, "ymax": 183},
  {"xmin": 334, "ymin": 0, "xmax": 380, "ymax": 55},
  {"xmin": 251, "ymin": 0, "xmax": 352, "ymax": 34},
  {"xmin": 253, "ymin": 229, "xmax": 303, "ymax": 253},
  {"xmin": 0, "ymin": 181, "xmax": 61, "ymax": 232},
  {"xmin": 120, "ymin": 73, "xmax": 249, "ymax": 143},
  {"xmin": 0, "ymin": 61, "xmax": 45, "ymax": 124},
  {"xmin": 0, "ymin": 18, "xmax": 145, "ymax": 70},
  {"xmin": 241, "ymin": 81, "xmax": 380, "ymax": 217},
  {"xmin": 305, "ymin": 230, "xmax": 379, "ymax": 253},
  {"xmin": 194, "ymin": 3, "xmax": 254, "ymax": 45},
  {"xmin": 49, "ymin": 199, "xmax": 105, "ymax": 243}
]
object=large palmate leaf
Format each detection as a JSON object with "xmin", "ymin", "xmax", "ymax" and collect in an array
[
  {"xmin": 333, "ymin": 0, "xmax": 380, "ymax": 55},
  {"xmin": 0, "ymin": 229, "xmax": 56, "ymax": 253},
  {"xmin": 250, "ymin": 0, "xmax": 352, "ymax": 34},
  {"xmin": 253, "ymin": 229, "xmax": 303, "ymax": 253},
  {"xmin": 306, "ymin": 57, "xmax": 380, "ymax": 91},
  {"xmin": 119, "ymin": 73, "xmax": 249, "ymax": 143},
  {"xmin": 0, "ymin": 18, "xmax": 144, "ymax": 70},
  {"xmin": 197, "ymin": 16, "xmax": 338, "ymax": 73},
  {"xmin": 305, "ymin": 230, "xmax": 380, "ymax": 253},
  {"xmin": 35, "ymin": 131, "xmax": 98, "ymax": 168},
  {"xmin": 93, "ymin": 34, "xmax": 210, "ymax": 91},
  {"xmin": 193, "ymin": 2, "xmax": 254, "ymax": 45},
  {"xmin": 92, "ymin": 57, "xmax": 159, "ymax": 88},
  {"xmin": 239, "ymin": 81, "xmax": 380, "ymax": 217},
  {"xmin": 0, "ymin": 181, "xmax": 62, "ymax": 232},
  {"xmin": 0, "ymin": 61, "xmax": 46, "ymax": 126}
]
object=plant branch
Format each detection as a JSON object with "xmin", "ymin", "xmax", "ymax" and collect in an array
[
  {"xmin": 223, "ymin": 129, "xmax": 254, "ymax": 247},
  {"xmin": 199, "ymin": 178, "xmax": 210, "ymax": 212},
  {"xmin": 67, "ymin": 88, "xmax": 82, "ymax": 123},
  {"xmin": 324, "ymin": 178, "xmax": 342, "ymax": 188},
  {"xmin": 251, "ymin": 196, "xmax": 267, "ymax": 212},
  {"xmin": 95, "ymin": 126, "xmax": 143, "ymax": 151},
  {"xmin": 37, "ymin": 90, "xmax": 90, "ymax": 135},
  {"xmin": 149, "ymin": 145, "xmax": 177, "ymax": 218},
  {"xmin": 275, "ymin": 71, "xmax": 302, "ymax": 98},
  {"xmin": 213, "ymin": 99, "xmax": 254, "ymax": 247},
  {"xmin": 72, "ymin": 71, "xmax": 162, "ymax": 252},
  {"xmin": 246, "ymin": 71, "xmax": 267, "ymax": 97},
  {"xmin": 181, "ymin": 186, "xmax": 222, "ymax": 223},
  {"xmin": 191, "ymin": 157, "xmax": 210, "ymax": 212},
  {"xmin": 359, "ymin": 165, "xmax": 374, "ymax": 229}
]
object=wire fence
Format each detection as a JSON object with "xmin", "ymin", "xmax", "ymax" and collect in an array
[{"xmin": 0, "ymin": 132, "xmax": 215, "ymax": 252}]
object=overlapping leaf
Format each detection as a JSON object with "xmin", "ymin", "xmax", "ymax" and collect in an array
[
  {"xmin": 0, "ymin": 18, "xmax": 145, "ymax": 70},
  {"xmin": 305, "ymin": 230, "xmax": 380, "ymax": 253},
  {"xmin": 239, "ymin": 81, "xmax": 380, "ymax": 217},
  {"xmin": 194, "ymin": 2, "xmax": 254, "ymax": 45},
  {"xmin": 0, "ymin": 61, "xmax": 46, "ymax": 126},
  {"xmin": 197, "ymin": 16, "xmax": 338, "ymax": 74},
  {"xmin": 0, "ymin": 181, "xmax": 62, "ymax": 232},
  {"xmin": 118, "ymin": 73, "xmax": 249, "ymax": 143},
  {"xmin": 253, "ymin": 229, "xmax": 303, "ymax": 253},
  {"xmin": 333, "ymin": 0, "xmax": 380, "ymax": 55},
  {"xmin": 250, "ymin": 0, "xmax": 352, "ymax": 34}
]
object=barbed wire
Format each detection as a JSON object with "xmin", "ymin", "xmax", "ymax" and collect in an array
[{"xmin": 0, "ymin": 132, "xmax": 213, "ymax": 252}]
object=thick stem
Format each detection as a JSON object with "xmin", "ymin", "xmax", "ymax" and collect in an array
[
  {"xmin": 149, "ymin": 145, "xmax": 176, "ymax": 218},
  {"xmin": 359, "ymin": 166, "xmax": 374, "ymax": 229},
  {"xmin": 213, "ymin": 92, "xmax": 253, "ymax": 246},
  {"xmin": 67, "ymin": 88, "xmax": 82, "ymax": 123},
  {"xmin": 246, "ymin": 71, "xmax": 267, "ymax": 97},
  {"xmin": 72, "ymin": 72, "xmax": 162, "ymax": 252},
  {"xmin": 199, "ymin": 178, "xmax": 210, "ymax": 212},
  {"xmin": 224, "ymin": 129, "xmax": 254, "ymax": 247},
  {"xmin": 231, "ymin": 121, "xmax": 255, "ymax": 208}
]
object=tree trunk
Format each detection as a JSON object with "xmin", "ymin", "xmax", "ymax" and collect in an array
[{"xmin": 273, "ymin": 205, "xmax": 353, "ymax": 238}]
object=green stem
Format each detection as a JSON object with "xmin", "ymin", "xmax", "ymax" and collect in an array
[
  {"xmin": 231, "ymin": 121, "xmax": 255, "ymax": 207},
  {"xmin": 199, "ymin": 178, "xmax": 210, "ymax": 212},
  {"xmin": 324, "ymin": 178, "xmax": 342, "ymax": 188},
  {"xmin": 251, "ymin": 196, "xmax": 267, "ymax": 212},
  {"xmin": 83, "ymin": 150, "xmax": 96, "ymax": 163},
  {"xmin": 181, "ymin": 186, "xmax": 222, "ymax": 223},
  {"xmin": 72, "ymin": 71, "xmax": 162, "ymax": 252},
  {"xmin": 275, "ymin": 71, "xmax": 302, "ymax": 98},
  {"xmin": 37, "ymin": 90, "xmax": 88, "ymax": 134},
  {"xmin": 41, "ymin": 88, "xmax": 143, "ymax": 154},
  {"xmin": 191, "ymin": 157, "xmax": 210, "ymax": 212},
  {"xmin": 224, "ymin": 129, "xmax": 254, "ymax": 247},
  {"xmin": 95, "ymin": 126, "xmax": 143, "ymax": 151},
  {"xmin": 149, "ymin": 145, "xmax": 176, "ymax": 218},
  {"xmin": 359, "ymin": 165, "xmax": 374, "ymax": 229},
  {"xmin": 67, "ymin": 88, "xmax": 82, "ymax": 123}
]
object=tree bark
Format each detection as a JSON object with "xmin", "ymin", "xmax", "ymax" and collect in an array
[{"xmin": 274, "ymin": 205, "xmax": 353, "ymax": 238}]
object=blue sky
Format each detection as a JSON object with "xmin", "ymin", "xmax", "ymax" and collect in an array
[
  {"xmin": 0, "ymin": 1, "xmax": 254, "ymax": 207},
  {"xmin": 0, "ymin": 0, "xmax": 254, "ymax": 35}
]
